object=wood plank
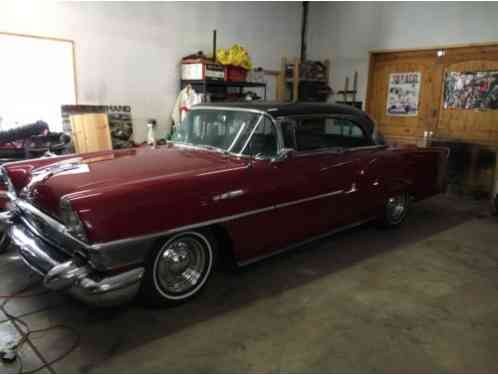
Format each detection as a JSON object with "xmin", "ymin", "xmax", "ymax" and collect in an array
[{"xmin": 70, "ymin": 113, "xmax": 112, "ymax": 153}]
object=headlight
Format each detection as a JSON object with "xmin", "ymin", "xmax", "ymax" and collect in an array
[{"xmin": 60, "ymin": 198, "xmax": 88, "ymax": 242}]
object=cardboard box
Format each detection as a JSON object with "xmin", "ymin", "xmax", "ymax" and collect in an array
[{"xmin": 181, "ymin": 60, "xmax": 225, "ymax": 81}]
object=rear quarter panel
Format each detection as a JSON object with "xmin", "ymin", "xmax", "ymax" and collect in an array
[{"xmin": 402, "ymin": 146, "xmax": 449, "ymax": 201}]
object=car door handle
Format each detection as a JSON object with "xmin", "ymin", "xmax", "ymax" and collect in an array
[{"xmin": 213, "ymin": 189, "xmax": 245, "ymax": 202}]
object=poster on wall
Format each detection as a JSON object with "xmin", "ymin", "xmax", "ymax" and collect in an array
[
  {"xmin": 385, "ymin": 72, "xmax": 421, "ymax": 116},
  {"xmin": 61, "ymin": 105, "xmax": 134, "ymax": 149},
  {"xmin": 443, "ymin": 71, "xmax": 498, "ymax": 110}
]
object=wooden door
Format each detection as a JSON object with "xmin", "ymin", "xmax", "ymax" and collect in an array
[
  {"xmin": 70, "ymin": 113, "xmax": 113, "ymax": 153},
  {"xmin": 367, "ymin": 50, "xmax": 437, "ymax": 144}
]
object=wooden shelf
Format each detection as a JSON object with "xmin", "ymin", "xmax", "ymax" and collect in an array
[{"xmin": 277, "ymin": 58, "xmax": 330, "ymax": 102}]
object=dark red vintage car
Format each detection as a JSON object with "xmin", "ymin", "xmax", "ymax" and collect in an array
[{"xmin": 0, "ymin": 103, "xmax": 449, "ymax": 306}]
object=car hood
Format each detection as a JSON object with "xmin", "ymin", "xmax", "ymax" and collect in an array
[{"xmin": 12, "ymin": 145, "xmax": 246, "ymax": 216}]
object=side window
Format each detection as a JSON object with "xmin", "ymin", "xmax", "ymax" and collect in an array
[
  {"xmin": 291, "ymin": 117, "xmax": 374, "ymax": 152},
  {"xmin": 327, "ymin": 118, "xmax": 373, "ymax": 148},
  {"xmin": 294, "ymin": 117, "xmax": 340, "ymax": 151},
  {"xmin": 244, "ymin": 117, "xmax": 278, "ymax": 158},
  {"xmin": 280, "ymin": 120, "xmax": 296, "ymax": 149}
]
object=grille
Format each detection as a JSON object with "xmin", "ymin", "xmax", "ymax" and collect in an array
[
  {"xmin": 0, "ymin": 167, "xmax": 16, "ymax": 197},
  {"xmin": 16, "ymin": 200, "xmax": 78, "ymax": 256}
]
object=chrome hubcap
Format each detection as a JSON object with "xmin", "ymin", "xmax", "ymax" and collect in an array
[
  {"xmin": 155, "ymin": 236, "xmax": 207, "ymax": 295},
  {"xmin": 387, "ymin": 194, "xmax": 407, "ymax": 223}
]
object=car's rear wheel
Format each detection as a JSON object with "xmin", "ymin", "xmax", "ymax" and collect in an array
[
  {"xmin": 382, "ymin": 192, "xmax": 410, "ymax": 227},
  {"xmin": 141, "ymin": 230, "xmax": 216, "ymax": 306},
  {"xmin": 0, "ymin": 229, "xmax": 10, "ymax": 254}
]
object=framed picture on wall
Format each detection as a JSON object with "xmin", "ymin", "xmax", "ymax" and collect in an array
[
  {"xmin": 385, "ymin": 72, "xmax": 421, "ymax": 117},
  {"xmin": 443, "ymin": 71, "xmax": 498, "ymax": 110}
]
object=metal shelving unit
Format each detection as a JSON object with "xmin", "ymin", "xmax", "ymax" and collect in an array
[{"xmin": 180, "ymin": 79, "xmax": 267, "ymax": 102}]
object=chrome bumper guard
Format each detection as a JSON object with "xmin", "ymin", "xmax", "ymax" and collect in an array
[{"xmin": 0, "ymin": 210, "xmax": 144, "ymax": 306}]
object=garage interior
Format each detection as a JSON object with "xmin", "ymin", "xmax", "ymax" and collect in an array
[{"xmin": 1, "ymin": 1, "xmax": 498, "ymax": 373}]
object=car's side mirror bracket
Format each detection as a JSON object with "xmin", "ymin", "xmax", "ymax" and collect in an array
[{"xmin": 270, "ymin": 148, "xmax": 294, "ymax": 164}]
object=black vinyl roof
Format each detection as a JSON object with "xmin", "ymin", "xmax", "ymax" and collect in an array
[{"xmin": 195, "ymin": 102, "xmax": 375, "ymax": 133}]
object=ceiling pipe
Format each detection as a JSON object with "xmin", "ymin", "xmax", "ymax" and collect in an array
[{"xmin": 300, "ymin": 1, "xmax": 309, "ymax": 62}]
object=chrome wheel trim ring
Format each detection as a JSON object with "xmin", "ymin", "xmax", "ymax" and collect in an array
[
  {"xmin": 387, "ymin": 193, "xmax": 408, "ymax": 224},
  {"xmin": 152, "ymin": 231, "xmax": 213, "ymax": 300}
]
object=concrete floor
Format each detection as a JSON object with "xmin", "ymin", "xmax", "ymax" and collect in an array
[{"xmin": 0, "ymin": 194, "xmax": 497, "ymax": 373}]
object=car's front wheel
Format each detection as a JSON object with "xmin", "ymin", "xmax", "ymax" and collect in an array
[
  {"xmin": 141, "ymin": 230, "xmax": 216, "ymax": 306},
  {"xmin": 381, "ymin": 192, "xmax": 410, "ymax": 227}
]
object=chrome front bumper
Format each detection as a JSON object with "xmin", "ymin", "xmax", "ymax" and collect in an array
[{"xmin": 0, "ymin": 211, "xmax": 144, "ymax": 306}]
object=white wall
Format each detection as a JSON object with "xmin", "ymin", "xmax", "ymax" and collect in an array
[
  {"xmin": 0, "ymin": 1, "xmax": 301, "ymax": 142},
  {"xmin": 308, "ymin": 2, "xmax": 498, "ymax": 106}
]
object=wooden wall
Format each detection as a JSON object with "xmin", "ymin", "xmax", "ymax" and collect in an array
[
  {"xmin": 366, "ymin": 43, "xmax": 498, "ymax": 198},
  {"xmin": 366, "ymin": 43, "xmax": 498, "ymax": 146}
]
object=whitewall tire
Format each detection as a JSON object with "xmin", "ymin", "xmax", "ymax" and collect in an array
[{"xmin": 141, "ymin": 230, "xmax": 216, "ymax": 306}]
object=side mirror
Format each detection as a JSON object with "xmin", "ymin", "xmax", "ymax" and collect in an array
[{"xmin": 271, "ymin": 148, "xmax": 294, "ymax": 164}]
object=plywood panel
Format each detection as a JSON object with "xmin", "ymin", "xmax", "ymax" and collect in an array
[
  {"xmin": 437, "ymin": 60, "xmax": 498, "ymax": 145},
  {"xmin": 367, "ymin": 43, "xmax": 498, "ymax": 146},
  {"xmin": 367, "ymin": 54, "xmax": 437, "ymax": 144},
  {"xmin": 70, "ymin": 113, "xmax": 112, "ymax": 153}
]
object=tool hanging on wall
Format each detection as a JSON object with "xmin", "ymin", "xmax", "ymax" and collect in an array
[
  {"xmin": 147, "ymin": 119, "xmax": 157, "ymax": 148},
  {"xmin": 337, "ymin": 71, "xmax": 359, "ymax": 108}
]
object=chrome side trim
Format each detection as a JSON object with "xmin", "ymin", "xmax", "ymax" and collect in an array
[
  {"xmin": 92, "ymin": 189, "xmax": 345, "ymax": 250},
  {"xmin": 91, "ymin": 204, "xmax": 276, "ymax": 250},
  {"xmin": 237, "ymin": 218, "xmax": 375, "ymax": 267},
  {"xmin": 348, "ymin": 145, "xmax": 386, "ymax": 152},
  {"xmin": 293, "ymin": 145, "xmax": 386, "ymax": 158},
  {"xmin": 275, "ymin": 190, "xmax": 343, "ymax": 209}
]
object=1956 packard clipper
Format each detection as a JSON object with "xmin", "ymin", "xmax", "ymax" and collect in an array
[{"xmin": 0, "ymin": 103, "xmax": 449, "ymax": 306}]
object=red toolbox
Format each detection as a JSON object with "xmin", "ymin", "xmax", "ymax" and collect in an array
[{"xmin": 224, "ymin": 65, "xmax": 248, "ymax": 81}]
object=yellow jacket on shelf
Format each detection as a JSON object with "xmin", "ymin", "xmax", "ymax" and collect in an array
[{"xmin": 216, "ymin": 44, "xmax": 252, "ymax": 70}]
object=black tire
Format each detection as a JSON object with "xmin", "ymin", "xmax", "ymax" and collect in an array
[
  {"xmin": 0, "ymin": 230, "xmax": 10, "ymax": 254},
  {"xmin": 380, "ymin": 192, "xmax": 410, "ymax": 228},
  {"xmin": 140, "ymin": 230, "xmax": 217, "ymax": 307}
]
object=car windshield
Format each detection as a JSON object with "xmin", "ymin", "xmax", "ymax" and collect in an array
[{"xmin": 171, "ymin": 109, "xmax": 262, "ymax": 154}]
